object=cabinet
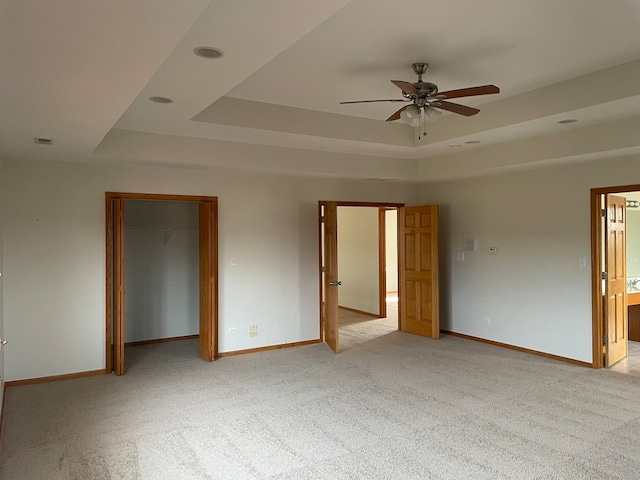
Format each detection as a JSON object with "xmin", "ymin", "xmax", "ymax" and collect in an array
[{"xmin": 629, "ymin": 292, "xmax": 640, "ymax": 342}]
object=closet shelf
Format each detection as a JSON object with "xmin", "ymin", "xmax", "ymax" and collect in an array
[{"xmin": 125, "ymin": 225, "xmax": 198, "ymax": 232}]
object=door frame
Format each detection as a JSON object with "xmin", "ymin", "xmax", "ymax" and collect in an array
[
  {"xmin": 591, "ymin": 183, "xmax": 639, "ymax": 368},
  {"xmin": 379, "ymin": 206, "xmax": 401, "ymax": 318},
  {"xmin": 105, "ymin": 192, "xmax": 219, "ymax": 373},
  {"xmin": 318, "ymin": 201, "xmax": 404, "ymax": 340}
]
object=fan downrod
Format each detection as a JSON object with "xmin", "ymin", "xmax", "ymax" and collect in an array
[{"xmin": 412, "ymin": 62, "xmax": 428, "ymax": 82}]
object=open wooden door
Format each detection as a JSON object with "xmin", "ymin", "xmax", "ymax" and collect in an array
[
  {"xmin": 199, "ymin": 201, "xmax": 217, "ymax": 361},
  {"xmin": 605, "ymin": 194, "xmax": 627, "ymax": 366},
  {"xmin": 323, "ymin": 202, "xmax": 340, "ymax": 352},
  {"xmin": 399, "ymin": 205, "xmax": 439, "ymax": 338},
  {"xmin": 113, "ymin": 199, "xmax": 125, "ymax": 375}
]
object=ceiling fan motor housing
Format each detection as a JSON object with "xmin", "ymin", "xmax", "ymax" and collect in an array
[
  {"xmin": 402, "ymin": 81, "xmax": 439, "ymax": 103},
  {"xmin": 417, "ymin": 82, "xmax": 438, "ymax": 96}
]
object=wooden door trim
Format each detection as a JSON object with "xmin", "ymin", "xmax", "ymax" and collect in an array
[
  {"xmin": 105, "ymin": 195, "xmax": 113, "ymax": 372},
  {"xmin": 590, "ymin": 183, "xmax": 640, "ymax": 369},
  {"xmin": 378, "ymin": 207, "xmax": 387, "ymax": 318},
  {"xmin": 106, "ymin": 192, "xmax": 216, "ymax": 202},
  {"xmin": 318, "ymin": 202, "xmax": 324, "ymax": 339},
  {"xmin": 317, "ymin": 201, "xmax": 404, "ymax": 343},
  {"xmin": 105, "ymin": 192, "xmax": 219, "ymax": 373},
  {"xmin": 113, "ymin": 199, "xmax": 125, "ymax": 375},
  {"xmin": 319, "ymin": 201, "xmax": 404, "ymax": 208}
]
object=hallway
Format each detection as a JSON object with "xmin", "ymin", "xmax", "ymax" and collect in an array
[
  {"xmin": 338, "ymin": 296, "xmax": 398, "ymax": 351},
  {"xmin": 608, "ymin": 340, "xmax": 640, "ymax": 377}
]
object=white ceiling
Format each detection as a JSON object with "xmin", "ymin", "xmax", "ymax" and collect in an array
[{"xmin": 2, "ymin": 0, "xmax": 640, "ymax": 181}]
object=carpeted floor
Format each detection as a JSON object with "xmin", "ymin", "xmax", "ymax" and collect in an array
[
  {"xmin": 338, "ymin": 299, "xmax": 397, "ymax": 352},
  {"xmin": 1, "ymin": 324, "xmax": 640, "ymax": 479}
]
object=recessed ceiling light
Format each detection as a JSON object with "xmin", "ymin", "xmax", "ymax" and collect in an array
[
  {"xmin": 34, "ymin": 137, "xmax": 53, "ymax": 145},
  {"xmin": 450, "ymin": 145, "xmax": 462, "ymax": 149},
  {"xmin": 557, "ymin": 119, "xmax": 578, "ymax": 124},
  {"xmin": 465, "ymin": 140, "xmax": 481, "ymax": 144},
  {"xmin": 149, "ymin": 96, "xmax": 173, "ymax": 104},
  {"xmin": 193, "ymin": 47, "xmax": 224, "ymax": 59}
]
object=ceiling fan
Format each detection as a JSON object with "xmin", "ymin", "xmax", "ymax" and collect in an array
[{"xmin": 340, "ymin": 62, "xmax": 499, "ymax": 135}]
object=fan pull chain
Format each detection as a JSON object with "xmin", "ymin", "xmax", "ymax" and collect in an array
[{"xmin": 418, "ymin": 107, "xmax": 427, "ymax": 139}]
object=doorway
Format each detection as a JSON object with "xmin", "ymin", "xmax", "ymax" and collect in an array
[
  {"xmin": 334, "ymin": 206, "xmax": 399, "ymax": 351},
  {"xmin": 591, "ymin": 184, "xmax": 640, "ymax": 370},
  {"xmin": 106, "ymin": 192, "xmax": 218, "ymax": 375},
  {"xmin": 319, "ymin": 201, "xmax": 440, "ymax": 353}
]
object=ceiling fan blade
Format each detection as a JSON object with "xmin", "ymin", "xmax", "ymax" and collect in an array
[
  {"xmin": 437, "ymin": 84, "xmax": 500, "ymax": 100},
  {"xmin": 386, "ymin": 105, "xmax": 409, "ymax": 122},
  {"xmin": 435, "ymin": 101, "xmax": 480, "ymax": 117},
  {"xmin": 391, "ymin": 80, "xmax": 419, "ymax": 96},
  {"xmin": 340, "ymin": 99, "xmax": 409, "ymax": 104}
]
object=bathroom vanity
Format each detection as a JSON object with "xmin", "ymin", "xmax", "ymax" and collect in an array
[{"xmin": 629, "ymin": 277, "xmax": 640, "ymax": 342}]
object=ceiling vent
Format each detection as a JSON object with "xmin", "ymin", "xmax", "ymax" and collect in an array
[{"xmin": 34, "ymin": 137, "xmax": 53, "ymax": 145}]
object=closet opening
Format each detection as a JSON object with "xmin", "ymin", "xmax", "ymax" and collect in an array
[{"xmin": 106, "ymin": 192, "xmax": 218, "ymax": 375}]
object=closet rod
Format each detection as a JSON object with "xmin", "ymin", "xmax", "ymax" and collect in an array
[{"xmin": 125, "ymin": 225, "xmax": 198, "ymax": 232}]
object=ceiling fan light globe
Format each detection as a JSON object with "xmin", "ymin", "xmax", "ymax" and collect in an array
[
  {"xmin": 425, "ymin": 106, "xmax": 443, "ymax": 122},
  {"xmin": 400, "ymin": 105, "xmax": 420, "ymax": 125}
]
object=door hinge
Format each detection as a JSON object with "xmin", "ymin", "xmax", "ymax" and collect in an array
[
  {"xmin": 320, "ymin": 215, "xmax": 325, "ymax": 223},
  {"xmin": 601, "ymin": 272, "xmax": 608, "ymax": 280},
  {"xmin": 601, "ymin": 208, "xmax": 606, "ymax": 218},
  {"xmin": 603, "ymin": 334, "xmax": 608, "ymax": 344}
]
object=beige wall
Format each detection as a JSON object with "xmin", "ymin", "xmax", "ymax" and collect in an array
[
  {"xmin": 385, "ymin": 209, "xmax": 398, "ymax": 293},
  {"xmin": 337, "ymin": 207, "xmax": 379, "ymax": 314},
  {"xmin": 419, "ymin": 155, "xmax": 640, "ymax": 363},
  {"xmin": 3, "ymin": 152, "xmax": 640, "ymax": 381},
  {"xmin": 124, "ymin": 201, "xmax": 199, "ymax": 342},
  {"xmin": 1, "ymin": 157, "xmax": 418, "ymax": 381},
  {"xmin": 627, "ymin": 209, "xmax": 640, "ymax": 278}
]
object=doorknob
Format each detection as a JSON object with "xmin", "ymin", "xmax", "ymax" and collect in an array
[{"xmin": 329, "ymin": 281, "xmax": 342, "ymax": 286}]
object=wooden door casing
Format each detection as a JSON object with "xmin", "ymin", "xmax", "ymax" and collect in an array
[
  {"xmin": 113, "ymin": 198, "xmax": 125, "ymax": 375},
  {"xmin": 399, "ymin": 205, "xmax": 440, "ymax": 338}
]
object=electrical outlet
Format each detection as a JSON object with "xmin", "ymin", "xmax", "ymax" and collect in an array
[
  {"xmin": 482, "ymin": 317, "xmax": 490, "ymax": 324},
  {"xmin": 249, "ymin": 324, "xmax": 258, "ymax": 331},
  {"xmin": 489, "ymin": 247, "xmax": 498, "ymax": 255},
  {"xmin": 250, "ymin": 331, "xmax": 258, "ymax": 337},
  {"xmin": 228, "ymin": 327, "xmax": 237, "ymax": 334}
]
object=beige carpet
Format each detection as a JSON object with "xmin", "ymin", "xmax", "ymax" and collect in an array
[
  {"xmin": 338, "ymin": 301, "xmax": 397, "ymax": 352},
  {"xmin": 1, "ymin": 327, "xmax": 640, "ymax": 479}
]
